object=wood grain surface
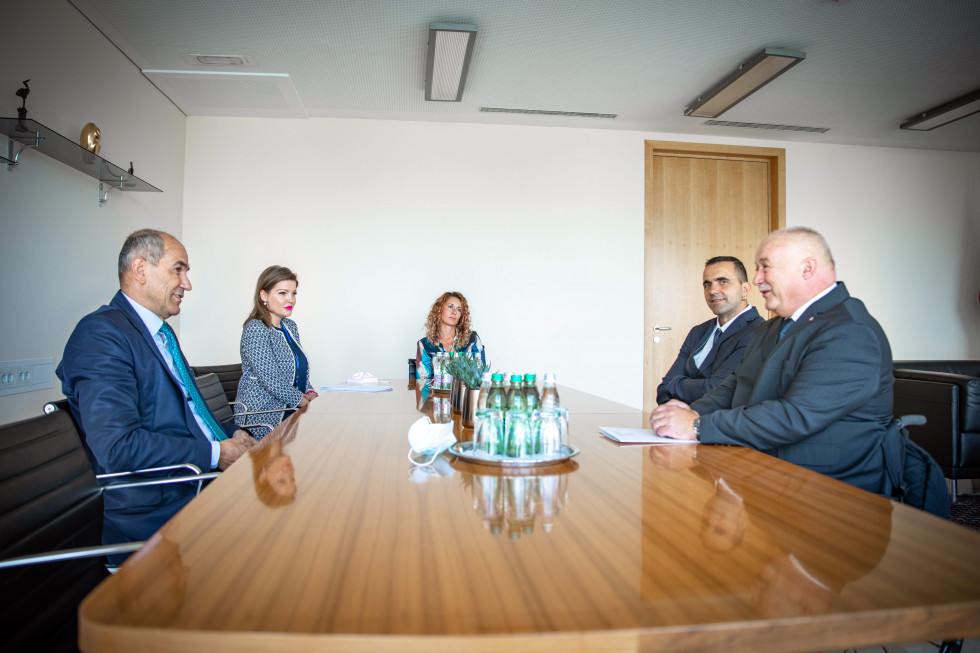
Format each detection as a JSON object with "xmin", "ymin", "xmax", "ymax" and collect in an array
[{"xmin": 79, "ymin": 382, "xmax": 980, "ymax": 652}]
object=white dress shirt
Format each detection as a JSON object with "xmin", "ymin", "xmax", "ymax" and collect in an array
[{"xmin": 122, "ymin": 292, "xmax": 221, "ymax": 468}]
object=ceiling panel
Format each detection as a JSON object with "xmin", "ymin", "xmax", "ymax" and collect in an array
[{"xmin": 68, "ymin": 0, "xmax": 980, "ymax": 151}]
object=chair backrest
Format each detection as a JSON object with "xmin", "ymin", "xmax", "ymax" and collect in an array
[
  {"xmin": 0, "ymin": 410, "xmax": 109, "ymax": 651},
  {"xmin": 880, "ymin": 416, "xmax": 951, "ymax": 518},
  {"xmin": 196, "ymin": 372, "xmax": 235, "ymax": 422},
  {"xmin": 190, "ymin": 363, "xmax": 242, "ymax": 404}
]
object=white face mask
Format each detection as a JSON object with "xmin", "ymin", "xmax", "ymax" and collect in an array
[{"xmin": 407, "ymin": 416, "xmax": 457, "ymax": 467}]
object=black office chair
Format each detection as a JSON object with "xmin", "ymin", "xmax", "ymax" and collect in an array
[
  {"xmin": 190, "ymin": 362, "xmax": 242, "ymax": 404},
  {"xmin": 880, "ymin": 414, "xmax": 951, "ymax": 519},
  {"xmin": 0, "ymin": 409, "xmax": 216, "ymax": 652},
  {"xmin": 195, "ymin": 372, "xmax": 295, "ymax": 436}
]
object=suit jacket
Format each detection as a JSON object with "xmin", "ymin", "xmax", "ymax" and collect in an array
[
  {"xmin": 235, "ymin": 317, "xmax": 312, "ymax": 438},
  {"xmin": 691, "ymin": 283, "xmax": 894, "ymax": 493},
  {"xmin": 56, "ymin": 290, "xmax": 237, "ymax": 545},
  {"xmin": 657, "ymin": 306, "xmax": 764, "ymax": 404}
]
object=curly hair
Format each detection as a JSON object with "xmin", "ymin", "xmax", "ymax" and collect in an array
[{"xmin": 423, "ymin": 291, "xmax": 473, "ymax": 351}]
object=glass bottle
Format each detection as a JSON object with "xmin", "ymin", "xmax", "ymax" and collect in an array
[
  {"xmin": 486, "ymin": 373, "xmax": 507, "ymax": 410},
  {"xmin": 540, "ymin": 373, "xmax": 560, "ymax": 410},
  {"xmin": 443, "ymin": 352, "xmax": 455, "ymax": 390},
  {"xmin": 523, "ymin": 373, "xmax": 540, "ymax": 412},
  {"xmin": 476, "ymin": 371, "xmax": 492, "ymax": 409},
  {"xmin": 506, "ymin": 374, "xmax": 526, "ymax": 411}
]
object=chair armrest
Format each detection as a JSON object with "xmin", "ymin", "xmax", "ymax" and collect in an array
[
  {"xmin": 101, "ymin": 472, "xmax": 221, "ymax": 495},
  {"xmin": 894, "ymin": 369, "xmax": 980, "ymax": 432},
  {"xmin": 894, "ymin": 369, "xmax": 977, "ymax": 385},
  {"xmin": 0, "ymin": 542, "xmax": 144, "ymax": 570},
  {"xmin": 97, "ymin": 463, "xmax": 202, "ymax": 480},
  {"xmin": 235, "ymin": 407, "xmax": 300, "ymax": 417}
]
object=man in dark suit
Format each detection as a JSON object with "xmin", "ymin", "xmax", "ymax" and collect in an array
[
  {"xmin": 649, "ymin": 227, "xmax": 893, "ymax": 493},
  {"xmin": 656, "ymin": 256, "xmax": 765, "ymax": 404},
  {"xmin": 57, "ymin": 229, "xmax": 256, "ymax": 548}
]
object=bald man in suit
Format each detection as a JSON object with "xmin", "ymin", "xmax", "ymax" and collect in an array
[
  {"xmin": 58, "ymin": 229, "xmax": 256, "ymax": 550},
  {"xmin": 650, "ymin": 227, "xmax": 893, "ymax": 493}
]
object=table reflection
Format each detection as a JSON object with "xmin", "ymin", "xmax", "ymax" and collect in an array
[
  {"xmin": 644, "ymin": 445, "xmax": 892, "ymax": 618},
  {"xmin": 456, "ymin": 465, "xmax": 576, "ymax": 538},
  {"xmin": 115, "ymin": 532, "xmax": 187, "ymax": 626},
  {"xmin": 249, "ymin": 414, "xmax": 300, "ymax": 507}
]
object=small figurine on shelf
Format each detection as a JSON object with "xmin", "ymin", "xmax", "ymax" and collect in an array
[
  {"xmin": 15, "ymin": 79, "xmax": 30, "ymax": 131},
  {"xmin": 128, "ymin": 161, "xmax": 134, "ymax": 176},
  {"xmin": 80, "ymin": 122, "xmax": 101, "ymax": 155}
]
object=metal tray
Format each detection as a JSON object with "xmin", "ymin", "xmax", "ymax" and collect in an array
[{"xmin": 449, "ymin": 441, "xmax": 579, "ymax": 467}]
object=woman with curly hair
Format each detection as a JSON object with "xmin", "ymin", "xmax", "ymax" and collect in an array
[
  {"xmin": 235, "ymin": 265, "xmax": 318, "ymax": 438},
  {"xmin": 415, "ymin": 291, "xmax": 486, "ymax": 379}
]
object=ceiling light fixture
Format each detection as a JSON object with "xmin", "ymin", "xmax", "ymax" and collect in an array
[
  {"xmin": 900, "ymin": 88, "xmax": 980, "ymax": 131},
  {"xmin": 179, "ymin": 54, "xmax": 254, "ymax": 67},
  {"xmin": 425, "ymin": 23, "xmax": 477, "ymax": 102},
  {"xmin": 685, "ymin": 47, "xmax": 806, "ymax": 118}
]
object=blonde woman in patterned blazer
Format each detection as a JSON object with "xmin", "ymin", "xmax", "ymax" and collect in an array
[{"xmin": 235, "ymin": 266, "xmax": 317, "ymax": 438}]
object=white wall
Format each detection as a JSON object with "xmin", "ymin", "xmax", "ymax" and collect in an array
[
  {"xmin": 180, "ymin": 118, "xmax": 644, "ymax": 404},
  {"xmin": 2, "ymin": 2, "xmax": 977, "ymax": 424},
  {"xmin": 180, "ymin": 117, "xmax": 980, "ymax": 409},
  {"xmin": 0, "ymin": 0, "xmax": 187, "ymax": 423}
]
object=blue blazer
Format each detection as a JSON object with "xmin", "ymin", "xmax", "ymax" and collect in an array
[
  {"xmin": 691, "ymin": 283, "xmax": 894, "ymax": 493},
  {"xmin": 57, "ymin": 290, "xmax": 237, "ymax": 544},
  {"xmin": 657, "ymin": 307, "xmax": 764, "ymax": 404}
]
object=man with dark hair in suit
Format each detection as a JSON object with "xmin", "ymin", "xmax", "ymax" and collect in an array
[
  {"xmin": 58, "ymin": 229, "xmax": 256, "ymax": 549},
  {"xmin": 656, "ymin": 255, "xmax": 764, "ymax": 404},
  {"xmin": 650, "ymin": 227, "xmax": 894, "ymax": 493}
]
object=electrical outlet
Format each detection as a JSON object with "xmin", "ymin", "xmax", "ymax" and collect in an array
[{"xmin": 0, "ymin": 358, "xmax": 54, "ymax": 396}]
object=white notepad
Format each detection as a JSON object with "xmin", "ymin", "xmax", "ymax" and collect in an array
[{"xmin": 599, "ymin": 427, "xmax": 691, "ymax": 444}]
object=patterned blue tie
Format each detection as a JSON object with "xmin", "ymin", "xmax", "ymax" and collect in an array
[
  {"xmin": 159, "ymin": 322, "xmax": 228, "ymax": 441},
  {"xmin": 779, "ymin": 318, "xmax": 794, "ymax": 339}
]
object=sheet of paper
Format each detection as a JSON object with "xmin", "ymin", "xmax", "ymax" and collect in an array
[
  {"xmin": 320, "ymin": 384, "xmax": 393, "ymax": 393},
  {"xmin": 599, "ymin": 427, "xmax": 691, "ymax": 444}
]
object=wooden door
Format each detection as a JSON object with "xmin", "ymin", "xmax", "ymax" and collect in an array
[{"xmin": 643, "ymin": 141, "xmax": 785, "ymax": 414}]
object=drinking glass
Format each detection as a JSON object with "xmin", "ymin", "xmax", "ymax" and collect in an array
[{"xmin": 475, "ymin": 408, "xmax": 503, "ymax": 455}]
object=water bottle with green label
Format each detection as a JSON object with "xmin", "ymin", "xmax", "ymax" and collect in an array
[
  {"xmin": 486, "ymin": 373, "xmax": 507, "ymax": 410},
  {"xmin": 523, "ymin": 373, "xmax": 539, "ymax": 412},
  {"xmin": 506, "ymin": 374, "xmax": 526, "ymax": 411}
]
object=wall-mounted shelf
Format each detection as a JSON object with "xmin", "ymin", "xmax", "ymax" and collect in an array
[{"xmin": 1, "ymin": 117, "xmax": 162, "ymax": 206}]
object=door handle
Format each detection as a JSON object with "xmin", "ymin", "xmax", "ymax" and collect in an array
[{"xmin": 653, "ymin": 326, "xmax": 672, "ymax": 332}]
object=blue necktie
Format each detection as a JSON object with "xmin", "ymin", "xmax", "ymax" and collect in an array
[
  {"xmin": 779, "ymin": 318, "xmax": 794, "ymax": 339},
  {"xmin": 694, "ymin": 328, "xmax": 722, "ymax": 369},
  {"xmin": 159, "ymin": 323, "xmax": 228, "ymax": 441},
  {"xmin": 695, "ymin": 328, "xmax": 722, "ymax": 355}
]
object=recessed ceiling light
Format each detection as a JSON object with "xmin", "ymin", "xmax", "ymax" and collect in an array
[{"xmin": 179, "ymin": 54, "xmax": 255, "ymax": 67}]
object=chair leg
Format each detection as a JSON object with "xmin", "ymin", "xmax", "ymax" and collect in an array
[{"xmin": 937, "ymin": 639, "xmax": 963, "ymax": 653}]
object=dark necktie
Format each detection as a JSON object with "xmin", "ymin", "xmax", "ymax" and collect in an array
[
  {"xmin": 694, "ymin": 328, "xmax": 722, "ymax": 367},
  {"xmin": 779, "ymin": 318, "xmax": 794, "ymax": 339},
  {"xmin": 159, "ymin": 322, "xmax": 228, "ymax": 441}
]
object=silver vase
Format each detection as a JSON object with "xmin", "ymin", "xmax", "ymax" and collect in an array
[
  {"xmin": 462, "ymin": 387, "xmax": 480, "ymax": 428},
  {"xmin": 450, "ymin": 376, "xmax": 463, "ymax": 413}
]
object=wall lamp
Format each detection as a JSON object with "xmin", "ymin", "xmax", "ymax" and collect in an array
[
  {"xmin": 425, "ymin": 23, "xmax": 477, "ymax": 102},
  {"xmin": 685, "ymin": 47, "xmax": 806, "ymax": 118},
  {"xmin": 900, "ymin": 88, "xmax": 980, "ymax": 131}
]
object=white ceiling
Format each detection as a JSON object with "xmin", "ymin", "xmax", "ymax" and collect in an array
[{"xmin": 69, "ymin": 0, "xmax": 980, "ymax": 152}]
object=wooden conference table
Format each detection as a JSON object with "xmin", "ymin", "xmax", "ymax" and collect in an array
[{"xmin": 79, "ymin": 381, "xmax": 980, "ymax": 652}]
